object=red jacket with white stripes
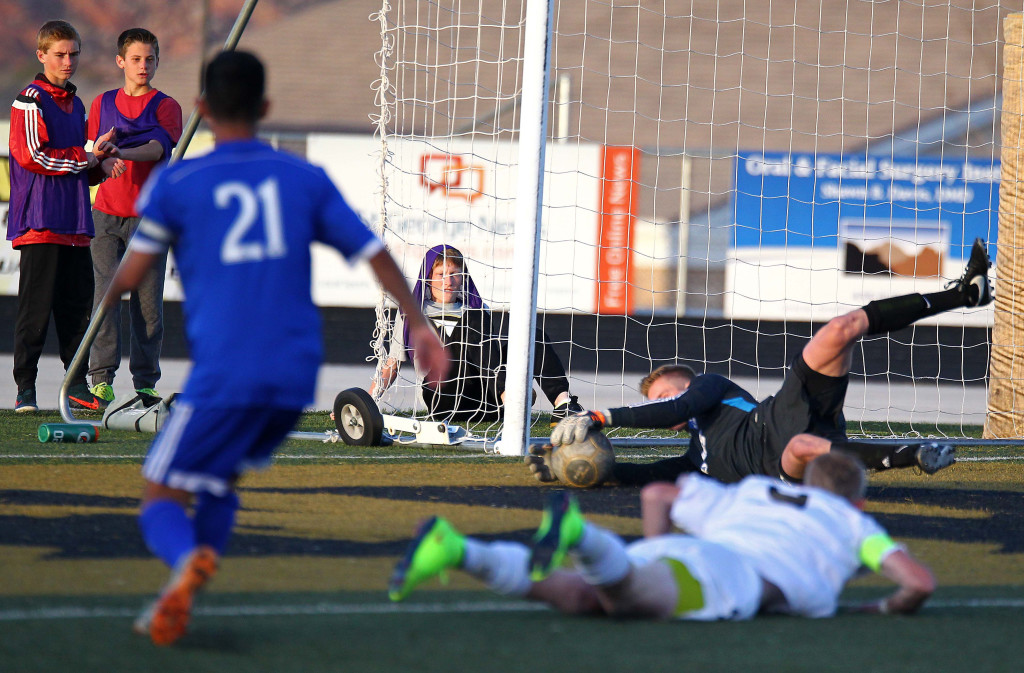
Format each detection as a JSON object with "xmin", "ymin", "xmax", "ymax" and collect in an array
[{"xmin": 7, "ymin": 74, "xmax": 94, "ymax": 244}]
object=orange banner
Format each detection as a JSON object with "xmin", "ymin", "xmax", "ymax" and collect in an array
[{"xmin": 596, "ymin": 146, "xmax": 640, "ymax": 314}]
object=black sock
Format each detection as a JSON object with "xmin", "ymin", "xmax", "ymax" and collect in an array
[
  {"xmin": 862, "ymin": 288, "xmax": 966, "ymax": 335},
  {"xmin": 831, "ymin": 439, "xmax": 917, "ymax": 470}
]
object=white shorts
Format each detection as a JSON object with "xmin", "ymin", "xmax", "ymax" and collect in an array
[{"xmin": 626, "ymin": 535, "xmax": 763, "ymax": 621}]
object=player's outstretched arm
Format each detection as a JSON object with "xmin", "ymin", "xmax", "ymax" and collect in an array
[
  {"xmin": 862, "ymin": 549, "xmax": 936, "ymax": 615},
  {"xmin": 368, "ymin": 249, "xmax": 450, "ymax": 388},
  {"xmin": 639, "ymin": 481, "xmax": 681, "ymax": 537}
]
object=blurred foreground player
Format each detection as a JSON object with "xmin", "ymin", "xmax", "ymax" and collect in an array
[
  {"xmin": 104, "ymin": 50, "xmax": 448, "ymax": 645},
  {"xmin": 391, "ymin": 453, "xmax": 935, "ymax": 620}
]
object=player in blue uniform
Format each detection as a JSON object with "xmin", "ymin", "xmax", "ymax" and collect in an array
[{"xmin": 101, "ymin": 51, "xmax": 448, "ymax": 646}]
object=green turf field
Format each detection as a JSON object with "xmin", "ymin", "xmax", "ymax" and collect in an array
[{"xmin": 1, "ymin": 410, "xmax": 1022, "ymax": 672}]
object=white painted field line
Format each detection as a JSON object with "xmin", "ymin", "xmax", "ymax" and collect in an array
[
  {"xmin": 2, "ymin": 453, "xmax": 1021, "ymax": 462},
  {"xmin": 2, "ymin": 597, "xmax": 1022, "ymax": 622}
]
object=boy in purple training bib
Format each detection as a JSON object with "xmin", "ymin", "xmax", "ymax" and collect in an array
[
  {"xmin": 86, "ymin": 28, "xmax": 183, "ymax": 409},
  {"xmin": 8, "ymin": 20, "xmax": 121, "ymax": 413}
]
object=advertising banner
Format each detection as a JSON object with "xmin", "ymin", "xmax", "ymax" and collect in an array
[
  {"xmin": 2, "ymin": 130, "xmax": 639, "ymax": 315},
  {"xmin": 728, "ymin": 151, "xmax": 999, "ymax": 325},
  {"xmin": 308, "ymin": 134, "xmax": 636, "ymax": 312}
]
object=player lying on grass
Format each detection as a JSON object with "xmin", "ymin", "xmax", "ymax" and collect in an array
[
  {"xmin": 101, "ymin": 50, "xmax": 448, "ymax": 646},
  {"xmin": 390, "ymin": 452, "xmax": 935, "ymax": 620},
  {"xmin": 531, "ymin": 239, "xmax": 992, "ymax": 486}
]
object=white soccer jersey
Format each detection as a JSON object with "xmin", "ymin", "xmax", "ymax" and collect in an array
[{"xmin": 670, "ymin": 474, "xmax": 898, "ymax": 617}]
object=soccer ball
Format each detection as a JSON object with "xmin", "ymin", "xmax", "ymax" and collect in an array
[{"xmin": 550, "ymin": 428, "xmax": 615, "ymax": 488}]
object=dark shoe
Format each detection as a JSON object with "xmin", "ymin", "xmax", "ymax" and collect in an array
[
  {"xmin": 15, "ymin": 388, "xmax": 38, "ymax": 413},
  {"xmin": 950, "ymin": 238, "xmax": 992, "ymax": 307},
  {"xmin": 68, "ymin": 383, "xmax": 101, "ymax": 410},
  {"xmin": 549, "ymin": 395, "xmax": 585, "ymax": 426}
]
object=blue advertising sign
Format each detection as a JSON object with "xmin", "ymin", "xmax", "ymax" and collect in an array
[{"xmin": 732, "ymin": 152, "xmax": 999, "ymax": 277}]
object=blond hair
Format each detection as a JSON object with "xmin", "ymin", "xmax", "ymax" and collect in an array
[
  {"xmin": 37, "ymin": 20, "xmax": 81, "ymax": 53},
  {"xmin": 639, "ymin": 364, "xmax": 697, "ymax": 397},
  {"xmin": 804, "ymin": 452, "xmax": 867, "ymax": 503}
]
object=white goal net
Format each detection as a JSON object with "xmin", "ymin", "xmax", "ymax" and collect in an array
[{"xmin": 368, "ymin": 0, "xmax": 1015, "ymax": 444}]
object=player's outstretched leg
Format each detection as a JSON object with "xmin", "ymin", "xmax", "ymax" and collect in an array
[
  {"xmin": 388, "ymin": 516, "xmax": 466, "ymax": 602},
  {"xmin": 828, "ymin": 437, "xmax": 956, "ymax": 475},
  {"xmin": 860, "ymin": 238, "xmax": 993, "ymax": 338},
  {"xmin": 530, "ymin": 492, "xmax": 585, "ymax": 581},
  {"xmin": 133, "ymin": 545, "xmax": 219, "ymax": 646}
]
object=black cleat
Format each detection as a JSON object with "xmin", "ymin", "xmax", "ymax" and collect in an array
[
  {"xmin": 950, "ymin": 238, "xmax": 992, "ymax": 307},
  {"xmin": 550, "ymin": 395, "xmax": 585, "ymax": 426}
]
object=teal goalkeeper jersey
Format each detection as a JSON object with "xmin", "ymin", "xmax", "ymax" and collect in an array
[{"xmin": 132, "ymin": 139, "xmax": 382, "ymax": 408}]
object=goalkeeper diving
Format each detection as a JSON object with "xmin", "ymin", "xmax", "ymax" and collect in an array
[{"xmin": 532, "ymin": 240, "xmax": 992, "ymax": 486}]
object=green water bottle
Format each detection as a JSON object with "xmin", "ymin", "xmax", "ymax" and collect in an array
[{"xmin": 38, "ymin": 423, "xmax": 99, "ymax": 443}]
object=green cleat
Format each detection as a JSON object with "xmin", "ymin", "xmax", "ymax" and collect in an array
[
  {"xmin": 529, "ymin": 492, "xmax": 586, "ymax": 581},
  {"xmin": 90, "ymin": 382, "xmax": 115, "ymax": 410},
  {"xmin": 135, "ymin": 388, "xmax": 162, "ymax": 406},
  {"xmin": 388, "ymin": 517, "xmax": 465, "ymax": 602}
]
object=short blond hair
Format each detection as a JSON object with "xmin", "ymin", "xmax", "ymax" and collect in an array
[
  {"xmin": 38, "ymin": 20, "xmax": 81, "ymax": 53},
  {"xmin": 639, "ymin": 364, "xmax": 697, "ymax": 397},
  {"xmin": 804, "ymin": 452, "xmax": 867, "ymax": 503}
]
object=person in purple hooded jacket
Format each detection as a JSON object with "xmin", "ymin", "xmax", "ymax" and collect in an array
[{"xmin": 372, "ymin": 244, "xmax": 583, "ymax": 423}]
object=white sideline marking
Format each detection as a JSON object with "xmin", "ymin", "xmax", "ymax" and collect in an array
[
  {"xmin": 0, "ymin": 601, "xmax": 545, "ymax": 621},
  {"xmin": 1, "ymin": 598, "xmax": 1022, "ymax": 622},
  {"xmin": 1, "ymin": 453, "xmax": 495, "ymax": 460},
  {"xmin": 2, "ymin": 453, "xmax": 1022, "ymax": 462}
]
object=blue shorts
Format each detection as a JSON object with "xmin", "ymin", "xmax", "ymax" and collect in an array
[{"xmin": 142, "ymin": 400, "xmax": 302, "ymax": 496}]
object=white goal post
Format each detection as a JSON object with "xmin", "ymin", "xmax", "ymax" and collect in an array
[{"xmin": 369, "ymin": 0, "xmax": 1020, "ymax": 452}]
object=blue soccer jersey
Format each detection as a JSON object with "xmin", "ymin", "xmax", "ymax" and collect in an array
[{"xmin": 132, "ymin": 139, "xmax": 382, "ymax": 408}]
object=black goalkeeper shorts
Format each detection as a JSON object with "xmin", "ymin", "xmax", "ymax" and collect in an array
[{"xmin": 756, "ymin": 353, "xmax": 849, "ymax": 475}]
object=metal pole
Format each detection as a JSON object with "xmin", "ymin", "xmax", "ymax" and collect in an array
[
  {"xmin": 674, "ymin": 155, "xmax": 692, "ymax": 317},
  {"xmin": 59, "ymin": 0, "xmax": 262, "ymax": 423},
  {"xmin": 555, "ymin": 72, "xmax": 571, "ymax": 143},
  {"xmin": 497, "ymin": 0, "xmax": 554, "ymax": 456}
]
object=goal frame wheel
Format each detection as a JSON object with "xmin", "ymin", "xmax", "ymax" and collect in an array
[{"xmin": 333, "ymin": 387, "xmax": 385, "ymax": 446}]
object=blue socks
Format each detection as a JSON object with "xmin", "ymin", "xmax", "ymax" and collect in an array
[
  {"xmin": 139, "ymin": 499, "xmax": 195, "ymax": 568},
  {"xmin": 138, "ymin": 492, "xmax": 240, "ymax": 568},
  {"xmin": 193, "ymin": 491, "xmax": 239, "ymax": 555}
]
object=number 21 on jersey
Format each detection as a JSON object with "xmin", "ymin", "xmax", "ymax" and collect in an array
[{"xmin": 217, "ymin": 177, "xmax": 287, "ymax": 264}]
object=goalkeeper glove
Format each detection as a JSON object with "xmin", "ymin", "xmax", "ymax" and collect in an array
[
  {"xmin": 524, "ymin": 444, "xmax": 558, "ymax": 483},
  {"xmin": 550, "ymin": 410, "xmax": 606, "ymax": 446}
]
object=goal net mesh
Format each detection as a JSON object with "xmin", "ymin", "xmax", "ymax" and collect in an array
[{"xmin": 369, "ymin": 0, "xmax": 1012, "ymax": 442}]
